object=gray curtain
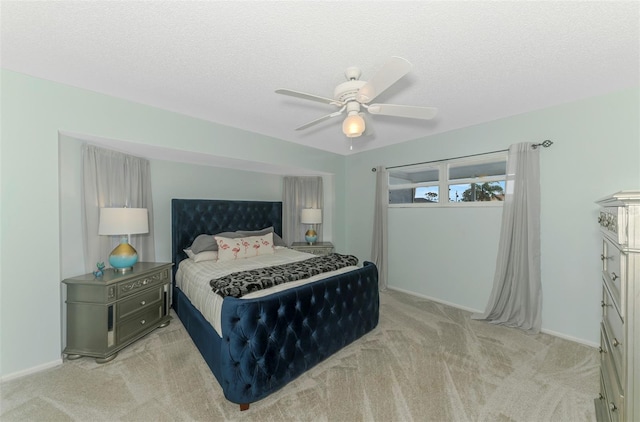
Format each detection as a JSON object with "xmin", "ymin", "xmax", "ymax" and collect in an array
[
  {"xmin": 472, "ymin": 142, "xmax": 541, "ymax": 333},
  {"xmin": 371, "ymin": 166, "xmax": 388, "ymax": 290},
  {"xmin": 81, "ymin": 144, "xmax": 156, "ymax": 272},
  {"xmin": 282, "ymin": 176, "xmax": 323, "ymax": 246}
]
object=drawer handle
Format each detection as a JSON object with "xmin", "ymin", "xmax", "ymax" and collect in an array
[
  {"xmin": 600, "ymin": 300, "xmax": 611, "ymax": 308},
  {"xmin": 609, "ymin": 402, "xmax": 617, "ymax": 412},
  {"xmin": 142, "ymin": 279, "xmax": 149, "ymax": 285},
  {"xmin": 140, "ymin": 300, "xmax": 146, "ymax": 306},
  {"xmin": 598, "ymin": 393, "xmax": 604, "ymax": 400},
  {"xmin": 598, "ymin": 347, "xmax": 605, "ymax": 354},
  {"xmin": 611, "ymin": 272, "xmax": 618, "ymax": 281},
  {"xmin": 140, "ymin": 319, "xmax": 146, "ymax": 325},
  {"xmin": 612, "ymin": 338, "xmax": 620, "ymax": 347}
]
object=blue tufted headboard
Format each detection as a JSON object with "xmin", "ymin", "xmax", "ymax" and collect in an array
[{"xmin": 171, "ymin": 199, "xmax": 283, "ymax": 280}]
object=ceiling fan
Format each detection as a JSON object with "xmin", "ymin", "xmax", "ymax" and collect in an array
[{"xmin": 275, "ymin": 56, "xmax": 438, "ymax": 139}]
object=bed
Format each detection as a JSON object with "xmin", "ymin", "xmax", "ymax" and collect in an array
[{"xmin": 171, "ymin": 199, "xmax": 379, "ymax": 410}]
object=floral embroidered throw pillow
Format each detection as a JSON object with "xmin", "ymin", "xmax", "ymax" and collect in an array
[{"xmin": 214, "ymin": 233, "xmax": 274, "ymax": 262}]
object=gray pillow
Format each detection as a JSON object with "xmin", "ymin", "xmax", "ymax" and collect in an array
[
  {"xmin": 189, "ymin": 232, "xmax": 238, "ymax": 253},
  {"xmin": 236, "ymin": 227, "xmax": 286, "ymax": 247}
]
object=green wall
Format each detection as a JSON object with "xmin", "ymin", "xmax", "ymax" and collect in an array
[
  {"xmin": 2, "ymin": 66, "xmax": 638, "ymax": 378},
  {"xmin": 0, "ymin": 70, "xmax": 346, "ymax": 378},
  {"xmin": 345, "ymin": 87, "xmax": 640, "ymax": 345}
]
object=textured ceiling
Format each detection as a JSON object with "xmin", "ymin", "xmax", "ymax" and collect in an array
[{"xmin": 2, "ymin": 1, "xmax": 638, "ymax": 156}]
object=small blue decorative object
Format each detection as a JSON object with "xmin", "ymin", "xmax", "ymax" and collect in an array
[{"xmin": 93, "ymin": 262, "xmax": 105, "ymax": 278}]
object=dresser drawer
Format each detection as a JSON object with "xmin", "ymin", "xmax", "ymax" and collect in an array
[
  {"xmin": 600, "ymin": 325, "xmax": 624, "ymax": 422},
  {"xmin": 601, "ymin": 237, "xmax": 625, "ymax": 317},
  {"xmin": 595, "ymin": 371, "xmax": 612, "ymax": 422},
  {"xmin": 116, "ymin": 304, "xmax": 164, "ymax": 345},
  {"xmin": 117, "ymin": 285, "xmax": 163, "ymax": 321},
  {"xmin": 598, "ymin": 204, "xmax": 640, "ymax": 249},
  {"xmin": 601, "ymin": 309, "xmax": 623, "ymax": 388},
  {"xmin": 118, "ymin": 268, "xmax": 170, "ymax": 299}
]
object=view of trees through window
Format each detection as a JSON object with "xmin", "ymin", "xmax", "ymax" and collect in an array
[
  {"xmin": 450, "ymin": 181, "xmax": 505, "ymax": 202},
  {"xmin": 388, "ymin": 153, "xmax": 507, "ymax": 206}
]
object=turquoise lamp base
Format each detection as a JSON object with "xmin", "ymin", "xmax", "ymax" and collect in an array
[
  {"xmin": 305, "ymin": 228, "xmax": 318, "ymax": 245},
  {"xmin": 109, "ymin": 238, "xmax": 138, "ymax": 273}
]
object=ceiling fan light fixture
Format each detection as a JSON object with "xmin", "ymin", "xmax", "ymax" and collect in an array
[
  {"xmin": 276, "ymin": 57, "xmax": 437, "ymax": 142},
  {"xmin": 342, "ymin": 112, "xmax": 365, "ymax": 138}
]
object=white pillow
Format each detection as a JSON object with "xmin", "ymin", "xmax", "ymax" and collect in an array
[
  {"xmin": 193, "ymin": 250, "xmax": 218, "ymax": 263},
  {"xmin": 184, "ymin": 248, "xmax": 218, "ymax": 262},
  {"xmin": 215, "ymin": 233, "xmax": 275, "ymax": 262}
]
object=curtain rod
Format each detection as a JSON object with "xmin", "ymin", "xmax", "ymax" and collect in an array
[{"xmin": 372, "ymin": 140, "xmax": 553, "ymax": 172}]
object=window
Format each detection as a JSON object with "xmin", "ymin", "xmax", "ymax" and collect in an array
[
  {"xmin": 389, "ymin": 166, "xmax": 439, "ymax": 204},
  {"xmin": 388, "ymin": 153, "xmax": 507, "ymax": 207}
]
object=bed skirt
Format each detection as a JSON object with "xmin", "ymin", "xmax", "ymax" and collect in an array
[{"xmin": 173, "ymin": 261, "xmax": 379, "ymax": 407}]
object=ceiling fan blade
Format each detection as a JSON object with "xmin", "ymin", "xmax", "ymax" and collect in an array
[
  {"xmin": 295, "ymin": 109, "xmax": 345, "ymax": 131},
  {"xmin": 356, "ymin": 57, "xmax": 413, "ymax": 104},
  {"xmin": 276, "ymin": 88, "xmax": 342, "ymax": 106},
  {"xmin": 367, "ymin": 103, "xmax": 438, "ymax": 120}
]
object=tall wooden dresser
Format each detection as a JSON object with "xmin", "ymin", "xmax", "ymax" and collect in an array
[{"xmin": 595, "ymin": 191, "xmax": 639, "ymax": 422}]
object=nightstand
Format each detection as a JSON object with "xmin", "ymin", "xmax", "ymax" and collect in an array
[
  {"xmin": 290, "ymin": 241, "xmax": 334, "ymax": 256},
  {"xmin": 62, "ymin": 262, "xmax": 172, "ymax": 363}
]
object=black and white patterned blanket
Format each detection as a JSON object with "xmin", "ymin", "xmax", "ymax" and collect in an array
[{"xmin": 210, "ymin": 253, "xmax": 358, "ymax": 298}]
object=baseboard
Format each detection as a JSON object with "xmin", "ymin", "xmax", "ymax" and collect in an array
[
  {"xmin": 386, "ymin": 285, "xmax": 484, "ymax": 314},
  {"xmin": 540, "ymin": 328, "xmax": 598, "ymax": 348},
  {"xmin": 0, "ymin": 358, "xmax": 63, "ymax": 383},
  {"xmin": 385, "ymin": 286, "xmax": 598, "ymax": 349}
]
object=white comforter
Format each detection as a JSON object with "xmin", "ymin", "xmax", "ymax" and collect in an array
[{"xmin": 175, "ymin": 247, "xmax": 358, "ymax": 336}]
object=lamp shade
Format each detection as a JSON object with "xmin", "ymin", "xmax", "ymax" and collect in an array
[
  {"xmin": 300, "ymin": 208, "xmax": 322, "ymax": 224},
  {"xmin": 98, "ymin": 207, "xmax": 149, "ymax": 235}
]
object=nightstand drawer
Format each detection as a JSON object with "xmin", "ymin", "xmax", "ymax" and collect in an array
[
  {"xmin": 290, "ymin": 242, "xmax": 334, "ymax": 256},
  {"xmin": 117, "ymin": 285, "xmax": 163, "ymax": 321},
  {"xmin": 118, "ymin": 268, "xmax": 169, "ymax": 299},
  {"xmin": 305, "ymin": 247, "xmax": 333, "ymax": 256},
  {"xmin": 117, "ymin": 304, "xmax": 164, "ymax": 345}
]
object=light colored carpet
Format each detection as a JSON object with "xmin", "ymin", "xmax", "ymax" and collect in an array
[{"xmin": 1, "ymin": 290, "xmax": 598, "ymax": 421}]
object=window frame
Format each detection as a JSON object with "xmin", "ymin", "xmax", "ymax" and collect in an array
[{"xmin": 388, "ymin": 152, "xmax": 508, "ymax": 208}]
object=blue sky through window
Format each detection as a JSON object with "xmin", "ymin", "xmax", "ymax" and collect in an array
[{"xmin": 414, "ymin": 186, "xmax": 439, "ymax": 202}]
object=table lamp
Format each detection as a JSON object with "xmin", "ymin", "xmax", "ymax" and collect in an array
[
  {"xmin": 98, "ymin": 207, "xmax": 148, "ymax": 273},
  {"xmin": 300, "ymin": 208, "xmax": 322, "ymax": 245}
]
